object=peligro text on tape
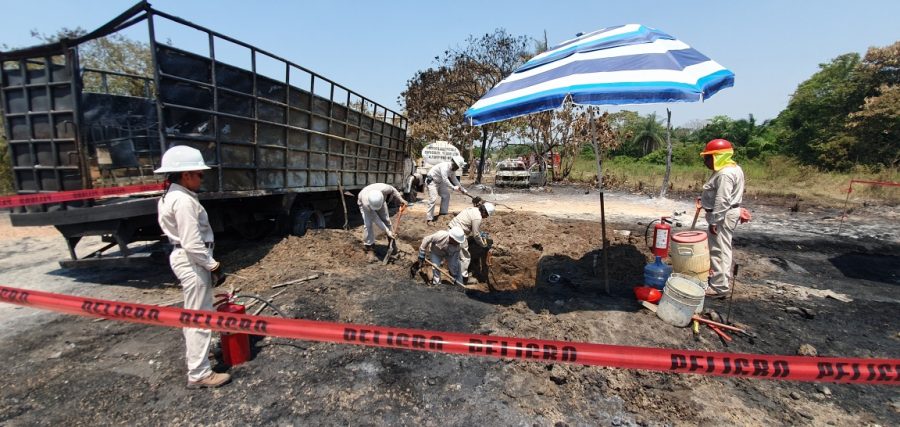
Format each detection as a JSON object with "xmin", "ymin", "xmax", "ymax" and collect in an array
[
  {"xmin": 0, "ymin": 183, "xmax": 164, "ymax": 208},
  {"xmin": 1, "ymin": 285, "xmax": 898, "ymax": 385}
]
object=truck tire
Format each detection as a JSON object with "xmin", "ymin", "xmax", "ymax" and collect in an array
[{"xmin": 291, "ymin": 209, "xmax": 325, "ymax": 237}]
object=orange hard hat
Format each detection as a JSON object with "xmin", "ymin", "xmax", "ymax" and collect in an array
[{"xmin": 700, "ymin": 139, "xmax": 734, "ymax": 156}]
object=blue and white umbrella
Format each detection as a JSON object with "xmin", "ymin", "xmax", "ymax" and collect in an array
[{"xmin": 464, "ymin": 24, "xmax": 734, "ymax": 125}]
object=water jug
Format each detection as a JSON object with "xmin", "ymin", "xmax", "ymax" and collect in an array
[{"xmin": 644, "ymin": 256, "xmax": 672, "ymax": 290}]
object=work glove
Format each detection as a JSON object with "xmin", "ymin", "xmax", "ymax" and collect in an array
[
  {"xmin": 418, "ymin": 250, "xmax": 426, "ymax": 261},
  {"xmin": 210, "ymin": 263, "xmax": 226, "ymax": 287},
  {"xmin": 385, "ymin": 230, "xmax": 395, "ymax": 240},
  {"xmin": 472, "ymin": 196, "xmax": 483, "ymax": 206}
]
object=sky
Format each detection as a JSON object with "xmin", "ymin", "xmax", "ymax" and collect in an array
[{"xmin": 2, "ymin": 0, "xmax": 899, "ymax": 127}]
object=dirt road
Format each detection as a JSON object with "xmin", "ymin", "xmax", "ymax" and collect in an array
[{"xmin": 0, "ymin": 186, "xmax": 897, "ymax": 425}]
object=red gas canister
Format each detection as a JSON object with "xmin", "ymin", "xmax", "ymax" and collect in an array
[
  {"xmin": 651, "ymin": 217, "xmax": 672, "ymax": 258},
  {"xmin": 216, "ymin": 302, "xmax": 251, "ymax": 366}
]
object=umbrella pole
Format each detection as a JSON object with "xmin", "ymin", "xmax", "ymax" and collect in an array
[
  {"xmin": 589, "ymin": 107, "xmax": 602, "ymax": 190},
  {"xmin": 660, "ymin": 108, "xmax": 673, "ymax": 198},
  {"xmin": 600, "ymin": 191, "xmax": 610, "ymax": 295}
]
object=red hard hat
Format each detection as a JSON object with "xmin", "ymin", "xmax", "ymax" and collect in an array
[{"xmin": 700, "ymin": 139, "xmax": 733, "ymax": 156}]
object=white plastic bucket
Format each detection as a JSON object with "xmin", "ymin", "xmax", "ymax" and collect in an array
[{"xmin": 656, "ymin": 274, "xmax": 706, "ymax": 327}]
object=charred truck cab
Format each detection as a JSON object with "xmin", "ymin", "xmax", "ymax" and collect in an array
[{"xmin": 0, "ymin": 2, "xmax": 409, "ymax": 267}]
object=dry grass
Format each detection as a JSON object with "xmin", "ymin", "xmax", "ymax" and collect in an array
[{"xmin": 566, "ymin": 155, "xmax": 900, "ymax": 207}]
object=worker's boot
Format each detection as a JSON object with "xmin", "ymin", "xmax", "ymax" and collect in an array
[
  {"xmin": 187, "ymin": 372, "xmax": 231, "ymax": 389},
  {"xmin": 364, "ymin": 245, "xmax": 378, "ymax": 263}
]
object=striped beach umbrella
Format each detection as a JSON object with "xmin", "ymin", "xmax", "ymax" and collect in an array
[{"xmin": 464, "ymin": 24, "xmax": 734, "ymax": 125}]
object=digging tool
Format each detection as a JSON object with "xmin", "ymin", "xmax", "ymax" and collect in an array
[
  {"xmin": 422, "ymin": 259, "xmax": 466, "ymax": 287},
  {"xmin": 725, "ymin": 263, "xmax": 740, "ymax": 324},
  {"xmin": 382, "ymin": 238, "xmax": 396, "ymax": 265},
  {"xmin": 382, "ymin": 205, "xmax": 407, "ymax": 265},
  {"xmin": 692, "ymin": 320, "xmax": 701, "ymax": 342},
  {"xmin": 461, "ymin": 192, "xmax": 515, "ymax": 211},
  {"xmin": 708, "ymin": 324, "xmax": 733, "ymax": 343},
  {"xmin": 272, "ymin": 274, "xmax": 319, "ymax": 289},
  {"xmin": 691, "ymin": 315, "xmax": 746, "ymax": 333},
  {"xmin": 690, "ymin": 198, "xmax": 702, "ymax": 230}
]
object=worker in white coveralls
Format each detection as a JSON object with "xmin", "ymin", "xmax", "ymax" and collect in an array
[
  {"xmin": 699, "ymin": 139, "xmax": 746, "ymax": 298},
  {"xmin": 357, "ymin": 183, "xmax": 407, "ymax": 262},
  {"xmin": 448, "ymin": 203, "xmax": 495, "ymax": 284},
  {"xmin": 155, "ymin": 146, "xmax": 231, "ymax": 389},
  {"xmin": 416, "ymin": 226, "xmax": 466, "ymax": 285},
  {"xmin": 425, "ymin": 155, "xmax": 468, "ymax": 225}
]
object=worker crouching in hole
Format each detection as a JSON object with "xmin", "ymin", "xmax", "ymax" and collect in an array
[
  {"xmin": 448, "ymin": 202, "xmax": 495, "ymax": 284},
  {"xmin": 155, "ymin": 146, "xmax": 231, "ymax": 389},
  {"xmin": 357, "ymin": 183, "xmax": 407, "ymax": 263},
  {"xmin": 415, "ymin": 226, "xmax": 466, "ymax": 285}
]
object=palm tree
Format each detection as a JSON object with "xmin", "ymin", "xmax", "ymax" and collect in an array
[{"xmin": 631, "ymin": 113, "xmax": 666, "ymax": 156}]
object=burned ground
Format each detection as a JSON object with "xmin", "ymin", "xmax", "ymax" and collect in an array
[{"xmin": 0, "ymin": 194, "xmax": 898, "ymax": 425}]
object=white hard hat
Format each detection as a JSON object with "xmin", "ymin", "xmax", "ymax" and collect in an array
[
  {"xmin": 452, "ymin": 155, "xmax": 465, "ymax": 169},
  {"xmin": 367, "ymin": 190, "xmax": 385, "ymax": 210},
  {"xmin": 483, "ymin": 203, "xmax": 495, "ymax": 216},
  {"xmin": 154, "ymin": 146, "xmax": 210, "ymax": 173},
  {"xmin": 449, "ymin": 226, "xmax": 465, "ymax": 243}
]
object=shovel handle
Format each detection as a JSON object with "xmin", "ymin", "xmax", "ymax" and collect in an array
[
  {"xmin": 691, "ymin": 315, "xmax": 746, "ymax": 333},
  {"xmin": 708, "ymin": 324, "xmax": 733, "ymax": 342},
  {"xmin": 423, "ymin": 259, "xmax": 465, "ymax": 287}
]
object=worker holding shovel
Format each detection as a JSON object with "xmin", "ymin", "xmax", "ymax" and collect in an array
[
  {"xmin": 358, "ymin": 183, "xmax": 407, "ymax": 263},
  {"xmin": 414, "ymin": 226, "xmax": 466, "ymax": 285},
  {"xmin": 425, "ymin": 155, "xmax": 469, "ymax": 225},
  {"xmin": 699, "ymin": 139, "xmax": 747, "ymax": 298}
]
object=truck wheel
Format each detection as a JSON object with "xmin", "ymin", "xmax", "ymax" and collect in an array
[{"xmin": 292, "ymin": 209, "xmax": 325, "ymax": 236}]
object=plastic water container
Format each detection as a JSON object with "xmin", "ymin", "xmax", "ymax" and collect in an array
[
  {"xmin": 644, "ymin": 256, "xmax": 673, "ymax": 289},
  {"xmin": 670, "ymin": 231, "xmax": 710, "ymax": 282},
  {"xmin": 656, "ymin": 274, "xmax": 706, "ymax": 327}
]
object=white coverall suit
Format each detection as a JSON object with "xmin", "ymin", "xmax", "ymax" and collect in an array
[
  {"xmin": 157, "ymin": 183, "xmax": 219, "ymax": 382},
  {"xmin": 701, "ymin": 165, "xmax": 745, "ymax": 294},
  {"xmin": 448, "ymin": 206, "xmax": 486, "ymax": 279},
  {"xmin": 419, "ymin": 230, "xmax": 462, "ymax": 284},
  {"xmin": 425, "ymin": 161, "xmax": 462, "ymax": 221},
  {"xmin": 357, "ymin": 183, "xmax": 403, "ymax": 245}
]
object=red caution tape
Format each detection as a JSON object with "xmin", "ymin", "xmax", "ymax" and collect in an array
[
  {"xmin": 0, "ymin": 183, "xmax": 164, "ymax": 208},
  {"xmin": 1, "ymin": 285, "xmax": 898, "ymax": 385}
]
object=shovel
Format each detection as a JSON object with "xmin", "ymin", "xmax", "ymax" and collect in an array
[
  {"xmin": 382, "ymin": 204, "xmax": 407, "ymax": 265},
  {"xmin": 690, "ymin": 198, "xmax": 702, "ymax": 230},
  {"xmin": 422, "ymin": 259, "xmax": 466, "ymax": 287}
]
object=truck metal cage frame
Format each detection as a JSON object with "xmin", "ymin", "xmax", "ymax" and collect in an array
[{"xmin": 0, "ymin": 1, "xmax": 409, "ymax": 266}]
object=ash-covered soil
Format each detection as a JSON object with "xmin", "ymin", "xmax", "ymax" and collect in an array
[{"xmin": 1, "ymin": 202, "xmax": 898, "ymax": 426}]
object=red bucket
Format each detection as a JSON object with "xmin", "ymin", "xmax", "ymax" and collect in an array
[{"xmin": 633, "ymin": 286, "xmax": 662, "ymax": 304}]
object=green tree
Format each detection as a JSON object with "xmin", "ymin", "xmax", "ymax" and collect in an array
[
  {"xmin": 774, "ymin": 53, "xmax": 868, "ymax": 168},
  {"xmin": 846, "ymin": 42, "xmax": 900, "ymax": 167},
  {"xmin": 630, "ymin": 112, "xmax": 666, "ymax": 156}
]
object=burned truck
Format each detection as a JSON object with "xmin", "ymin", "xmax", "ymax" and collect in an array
[{"xmin": 0, "ymin": 2, "xmax": 410, "ymax": 267}]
